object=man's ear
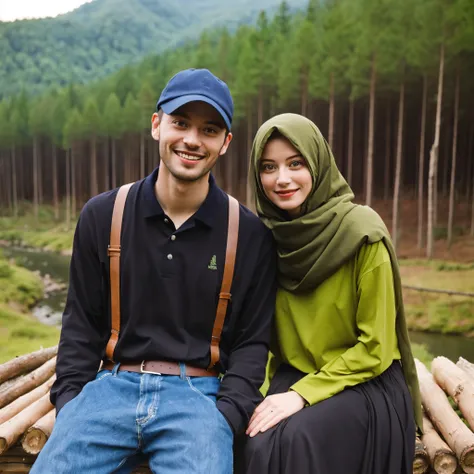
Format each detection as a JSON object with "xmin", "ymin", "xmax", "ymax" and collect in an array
[
  {"xmin": 151, "ymin": 113, "xmax": 160, "ymax": 141},
  {"xmin": 219, "ymin": 132, "xmax": 233, "ymax": 156}
]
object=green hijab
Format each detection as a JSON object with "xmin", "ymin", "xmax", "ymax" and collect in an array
[{"xmin": 250, "ymin": 113, "xmax": 422, "ymax": 433}]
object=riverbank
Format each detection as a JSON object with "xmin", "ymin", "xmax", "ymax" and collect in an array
[
  {"xmin": 0, "ymin": 250, "xmax": 60, "ymax": 363},
  {"xmin": 0, "ymin": 205, "xmax": 74, "ymax": 255}
]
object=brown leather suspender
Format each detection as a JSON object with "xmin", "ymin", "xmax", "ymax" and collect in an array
[
  {"xmin": 104, "ymin": 183, "xmax": 240, "ymax": 371},
  {"xmin": 105, "ymin": 182, "xmax": 134, "ymax": 362}
]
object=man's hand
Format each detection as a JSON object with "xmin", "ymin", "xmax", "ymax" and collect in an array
[{"xmin": 246, "ymin": 391, "xmax": 306, "ymax": 437}]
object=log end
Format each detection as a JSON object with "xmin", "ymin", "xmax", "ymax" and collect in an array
[
  {"xmin": 460, "ymin": 446, "xmax": 474, "ymax": 474},
  {"xmin": 433, "ymin": 449, "xmax": 458, "ymax": 474},
  {"xmin": 0, "ymin": 437, "xmax": 7, "ymax": 455},
  {"xmin": 21, "ymin": 428, "xmax": 48, "ymax": 455},
  {"xmin": 413, "ymin": 438, "xmax": 430, "ymax": 474}
]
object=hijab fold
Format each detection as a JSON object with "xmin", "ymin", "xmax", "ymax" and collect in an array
[{"xmin": 250, "ymin": 113, "xmax": 422, "ymax": 433}]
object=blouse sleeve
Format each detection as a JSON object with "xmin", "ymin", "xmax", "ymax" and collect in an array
[{"xmin": 290, "ymin": 242, "xmax": 399, "ymax": 406}]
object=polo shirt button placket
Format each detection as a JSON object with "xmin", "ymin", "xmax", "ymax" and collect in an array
[
  {"xmin": 167, "ymin": 254, "xmax": 173, "ymax": 260},
  {"xmin": 170, "ymin": 235, "xmax": 176, "ymax": 241}
]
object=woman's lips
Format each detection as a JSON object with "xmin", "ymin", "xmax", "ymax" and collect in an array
[{"xmin": 275, "ymin": 189, "xmax": 298, "ymax": 198}]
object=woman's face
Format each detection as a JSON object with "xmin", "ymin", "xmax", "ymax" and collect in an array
[{"xmin": 259, "ymin": 136, "xmax": 312, "ymax": 218}]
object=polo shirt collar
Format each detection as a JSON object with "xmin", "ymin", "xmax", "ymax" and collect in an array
[{"xmin": 142, "ymin": 167, "xmax": 218, "ymax": 228}]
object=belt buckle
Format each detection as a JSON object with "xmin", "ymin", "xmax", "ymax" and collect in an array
[{"xmin": 140, "ymin": 361, "xmax": 161, "ymax": 375}]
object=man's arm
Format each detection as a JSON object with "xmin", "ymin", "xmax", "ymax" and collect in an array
[
  {"xmin": 216, "ymin": 228, "xmax": 276, "ymax": 435},
  {"xmin": 50, "ymin": 199, "xmax": 109, "ymax": 413}
]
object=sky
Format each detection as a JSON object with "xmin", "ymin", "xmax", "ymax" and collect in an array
[{"xmin": 0, "ymin": 0, "xmax": 93, "ymax": 21}]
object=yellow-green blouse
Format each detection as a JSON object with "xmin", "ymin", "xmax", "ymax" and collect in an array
[{"xmin": 267, "ymin": 240, "xmax": 401, "ymax": 406}]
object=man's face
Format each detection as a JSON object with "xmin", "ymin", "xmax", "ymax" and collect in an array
[{"xmin": 151, "ymin": 101, "xmax": 232, "ymax": 183}]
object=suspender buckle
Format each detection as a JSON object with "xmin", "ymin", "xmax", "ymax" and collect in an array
[
  {"xmin": 140, "ymin": 360, "xmax": 161, "ymax": 375},
  {"xmin": 108, "ymin": 245, "xmax": 121, "ymax": 256},
  {"xmin": 219, "ymin": 292, "xmax": 231, "ymax": 301}
]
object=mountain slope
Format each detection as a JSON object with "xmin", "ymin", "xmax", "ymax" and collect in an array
[{"xmin": 0, "ymin": 0, "xmax": 307, "ymax": 99}]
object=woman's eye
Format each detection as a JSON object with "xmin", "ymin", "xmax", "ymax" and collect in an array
[
  {"xmin": 290, "ymin": 160, "xmax": 304, "ymax": 168},
  {"xmin": 260, "ymin": 163, "xmax": 275, "ymax": 172}
]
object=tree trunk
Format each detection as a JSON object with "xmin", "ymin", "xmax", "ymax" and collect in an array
[
  {"xmin": 417, "ymin": 75, "xmax": 428, "ymax": 249},
  {"xmin": 447, "ymin": 67, "xmax": 460, "ymax": 248},
  {"xmin": 328, "ymin": 72, "xmax": 335, "ymax": 150},
  {"xmin": 427, "ymin": 42, "xmax": 445, "ymax": 259},
  {"xmin": 246, "ymin": 109, "xmax": 254, "ymax": 210},
  {"xmin": 90, "ymin": 135, "xmax": 98, "ymax": 197},
  {"xmin": 33, "ymin": 137, "xmax": 39, "ymax": 219},
  {"xmin": 347, "ymin": 99, "xmax": 354, "ymax": 186},
  {"xmin": 71, "ymin": 144, "xmax": 76, "ymax": 220},
  {"xmin": 257, "ymin": 86, "xmax": 264, "ymax": 126},
  {"xmin": 111, "ymin": 138, "xmax": 117, "ymax": 189},
  {"xmin": 392, "ymin": 75, "xmax": 405, "ymax": 251},
  {"xmin": 66, "ymin": 148, "xmax": 71, "ymax": 230},
  {"xmin": 11, "ymin": 146, "xmax": 18, "ymax": 218},
  {"xmin": 103, "ymin": 137, "xmax": 110, "ymax": 191},
  {"xmin": 0, "ymin": 358, "xmax": 56, "ymax": 410},
  {"xmin": 0, "ymin": 346, "xmax": 57, "ymax": 385},
  {"xmin": 365, "ymin": 54, "xmax": 376, "ymax": 206},
  {"xmin": 140, "ymin": 131, "xmax": 146, "ymax": 178},
  {"xmin": 422, "ymin": 413, "xmax": 458, "ymax": 474},
  {"xmin": 415, "ymin": 359, "xmax": 474, "ymax": 473},
  {"xmin": 384, "ymin": 102, "xmax": 392, "ymax": 201},
  {"xmin": 301, "ymin": 69, "xmax": 308, "ymax": 116},
  {"xmin": 21, "ymin": 409, "xmax": 55, "ymax": 455},
  {"xmin": 52, "ymin": 145, "xmax": 59, "ymax": 220}
]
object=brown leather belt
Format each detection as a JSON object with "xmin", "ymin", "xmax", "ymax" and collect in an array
[{"xmin": 102, "ymin": 360, "xmax": 218, "ymax": 377}]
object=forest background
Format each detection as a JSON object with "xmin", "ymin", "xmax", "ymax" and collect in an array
[{"xmin": 0, "ymin": 0, "xmax": 474, "ymax": 361}]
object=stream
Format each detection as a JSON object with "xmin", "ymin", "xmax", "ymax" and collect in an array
[{"xmin": 4, "ymin": 247, "xmax": 474, "ymax": 362}]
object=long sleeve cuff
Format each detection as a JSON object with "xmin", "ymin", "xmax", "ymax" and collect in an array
[
  {"xmin": 53, "ymin": 389, "xmax": 79, "ymax": 416},
  {"xmin": 216, "ymin": 399, "xmax": 244, "ymax": 435}
]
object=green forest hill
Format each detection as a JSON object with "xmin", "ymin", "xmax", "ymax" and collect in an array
[{"xmin": 0, "ymin": 0, "xmax": 307, "ymax": 99}]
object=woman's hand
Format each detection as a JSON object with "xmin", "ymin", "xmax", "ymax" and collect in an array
[{"xmin": 246, "ymin": 391, "xmax": 306, "ymax": 437}]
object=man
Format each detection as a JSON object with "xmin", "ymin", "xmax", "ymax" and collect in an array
[{"xmin": 31, "ymin": 69, "xmax": 276, "ymax": 474}]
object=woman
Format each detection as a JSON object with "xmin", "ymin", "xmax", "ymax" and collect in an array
[{"xmin": 238, "ymin": 113, "xmax": 422, "ymax": 474}]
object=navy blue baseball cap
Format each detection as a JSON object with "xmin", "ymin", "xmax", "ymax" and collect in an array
[{"xmin": 156, "ymin": 68, "xmax": 234, "ymax": 130}]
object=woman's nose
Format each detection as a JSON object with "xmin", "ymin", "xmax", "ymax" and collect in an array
[{"xmin": 276, "ymin": 169, "xmax": 291, "ymax": 185}]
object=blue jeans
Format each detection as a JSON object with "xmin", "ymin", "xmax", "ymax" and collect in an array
[{"xmin": 31, "ymin": 364, "xmax": 233, "ymax": 473}]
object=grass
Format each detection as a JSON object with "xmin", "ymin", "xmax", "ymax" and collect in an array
[
  {"xmin": 411, "ymin": 343, "xmax": 433, "ymax": 369},
  {"xmin": 0, "ymin": 305, "xmax": 60, "ymax": 363},
  {"xmin": 0, "ymin": 203, "xmax": 75, "ymax": 254},
  {"xmin": 400, "ymin": 259, "xmax": 474, "ymax": 337},
  {"xmin": 0, "ymin": 252, "xmax": 43, "ymax": 309}
]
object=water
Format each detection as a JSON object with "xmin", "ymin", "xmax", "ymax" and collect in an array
[
  {"xmin": 3, "ymin": 247, "xmax": 474, "ymax": 362},
  {"xmin": 3, "ymin": 247, "xmax": 70, "ymax": 326}
]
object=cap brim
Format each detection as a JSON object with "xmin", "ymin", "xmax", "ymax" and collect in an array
[{"xmin": 160, "ymin": 95, "xmax": 231, "ymax": 130}]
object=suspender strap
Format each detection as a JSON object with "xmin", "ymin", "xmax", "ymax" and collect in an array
[
  {"xmin": 105, "ymin": 183, "xmax": 134, "ymax": 362},
  {"xmin": 208, "ymin": 195, "xmax": 240, "ymax": 370},
  {"xmin": 105, "ymin": 189, "xmax": 240, "ymax": 370}
]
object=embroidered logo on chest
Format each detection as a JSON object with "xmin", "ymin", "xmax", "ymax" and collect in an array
[{"xmin": 208, "ymin": 255, "xmax": 217, "ymax": 270}]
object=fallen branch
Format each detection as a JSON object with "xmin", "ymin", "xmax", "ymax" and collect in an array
[
  {"xmin": 432, "ymin": 356, "xmax": 474, "ymax": 428},
  {"xmin": 402, "ymin": 285, "xmax": 474, "ymax": 297},
  {"xmin": 0, "ymin": 357, "xmax": 56, "ymax": 410},
  {"xmin": 0, "ymin": 375, "xmax": 55, "ymax": 425},
  {"xmin": 21, "ymin": 409, "xmax": 55, "ymax": 455},
  {"xmin": 0, "ymin": 346, "xmax": 57, "ymax": 385},
  {"xmin": 415, "ymin": 359, "xmax": 474, "ymax": 473},
  {"xmin": 422, "ymin": 412, "xmax": 458, "ymax": 474},
  {"xmin": 0, "ymin": 393, "xmax": 53, "ymax": 455}
]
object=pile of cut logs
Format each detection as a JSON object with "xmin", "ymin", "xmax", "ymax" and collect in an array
[{"xmin": 1, "ymin": 347, "xmax": 474, "ymax": 473}]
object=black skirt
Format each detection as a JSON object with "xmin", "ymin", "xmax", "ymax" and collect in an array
[{"xmin": 235, "ymin": 361, "xmax": 416, "ymax": 474}]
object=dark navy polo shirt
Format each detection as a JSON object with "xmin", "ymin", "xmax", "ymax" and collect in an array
[{"xmin": 51, "ymin": 168, "xmax": 277, "ymax": 435}]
